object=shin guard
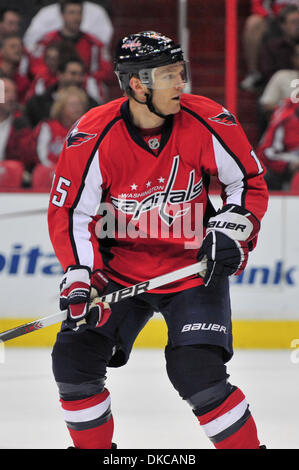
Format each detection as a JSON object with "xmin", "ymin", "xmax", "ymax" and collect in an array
[
  {"xmin": 60, "ymin": 389, "xmax": 114, "ymax": 449},
  {"xmin": 196, "ymin": 387, "xmax": 260, "ymax": 449}
]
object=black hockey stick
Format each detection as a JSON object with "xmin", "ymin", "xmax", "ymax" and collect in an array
[{"xmin": 0, "ymin": 259, "xmax": 207, "ymax": 343}]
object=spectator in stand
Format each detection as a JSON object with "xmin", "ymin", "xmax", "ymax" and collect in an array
[
  {"xmin": 32, "ymin": 0, "xmax": 113, "ymax": 101},
  {"xmin": 257, "ymin": 98, "xmax": 299, "ymax": 190},
  {"xmin": 23, "ymin": 1, "xmax": 113, "ymax": 52},
  {"xmin": 240, "ymin": 1, "xmax": 298, "ymax": 92},
  {"xmin": 0, "ymin": 77, "xmax": 31, "ymax": 183},
  {"xmin": 27, "ymin": 40, "xmax": 103, "ymax": 103},
  {"xmin": 257, "ymin": 5, "xmax": 299, "ymax": 87},
  {"xmin": 0, "ymin": 33, "xmax": 32, "ymax": 105},
  {"xmin": 26, "ymin": 42, "xmax": 61, "ymax": 100},
  {"xmin": 0, "ymin": 9, "xmax": 36, "ymax": 86},
  {"xmin": 24, "ymin": 86, "xmax": 88, "ymax": 174},
  {"xmin": 0, "ymin": 8, "xmax": 21, "ymax": 41},
  {"xmin": 25, "ymin": 56, "xmax": 98, "ymax": 127},
  {"xmin": 259, "ymin": 42, "xmax": 299, "ymax": 118}
]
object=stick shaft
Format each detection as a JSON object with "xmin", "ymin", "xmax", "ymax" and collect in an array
[
  {"xmin": 0, "ymin": 312, "xmax": 67, "ymax": 342},
  {"xmin": 0, "ymin": 260, "xmax": 206, "ymax": 343}
]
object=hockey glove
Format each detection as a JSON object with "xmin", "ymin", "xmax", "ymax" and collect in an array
[
  {"xmin": 60, "ymin": 266, "xmax": 110, "ymax": 329},
  {"xmin": 197, "ymin": 205, "xmax": 259, "ymax": 288}
]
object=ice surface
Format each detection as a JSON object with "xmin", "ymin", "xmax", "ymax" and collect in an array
[{"xmin": 0, "ymin": 348, "xmax": 298, "ymax": 449}]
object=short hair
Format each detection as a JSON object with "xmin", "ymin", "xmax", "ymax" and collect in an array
[
  {"xmin": 44, "ymin": 42, "xmax": 61, "ymax": 53},
  {"xmin": 50, "ymin": 85, "xmax": 88, "ymax": 120},
  {"xmin": 59, "ymin": 0, "xmax": 83, "ymax": 14},
  {"xmin": 57, "ymin": 56, "xmax": 85, "ymax": 74}
]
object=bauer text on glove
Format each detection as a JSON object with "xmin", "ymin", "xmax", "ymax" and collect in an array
[{"xmin": 197, "ymin": 205, "xmax": 260, "ymax": 288}]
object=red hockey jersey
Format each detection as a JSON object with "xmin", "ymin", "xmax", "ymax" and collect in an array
[
  {"xmin": 257, "ymin": 98, "xmax": 299, "ymax": 175},
  {"xmin": 48, "ymin": 94, "xmax": 269, "ymax": 292}
]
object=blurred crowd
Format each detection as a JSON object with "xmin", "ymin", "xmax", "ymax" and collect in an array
[
  {"xmin": 0, "ymin": 0, "xmax": 299, "ymax": 193},
  {"xmin": 0, "ymin": 0, "xmax": 116, "ymax": 191},
  {"xmin": 241, "ymin": 0, "xmax": 299, "ymax": 191}
]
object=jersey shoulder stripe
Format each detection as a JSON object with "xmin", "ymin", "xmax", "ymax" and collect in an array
[
  {"xmin": 180, "ymin": 94, "xmax": 253, "ymax": 208},
  {"xmin": 77, "ymin": 97, "xmax": 126, "ymax": 133},
  {"xmin": 181, "ymin": 96, "xmax": 250, "ymax": 205},
  {"xmin": 180, "ymin": 95, "xmax": 248, "ymax": 176}
]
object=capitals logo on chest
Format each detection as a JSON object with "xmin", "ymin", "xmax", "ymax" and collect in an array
[{"xmin": 110, "ymin": 155, "xmax": 203, "ymax": 226}]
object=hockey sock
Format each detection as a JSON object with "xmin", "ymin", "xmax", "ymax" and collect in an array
[
  {"xmin": 196, "ymin": 387, "xmax": 260, "ymax": 449},
  {"xmin": 60, "ymin": 388, "xmax": 114, "ymax": 449}
]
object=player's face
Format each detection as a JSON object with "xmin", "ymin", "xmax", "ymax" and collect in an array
[
  {"xmin": 150, "ymin": 63, "xmax": 186, "ymax": 115},
  {"xmin": 151, "ymin": 63, "xmax": 188, "ymax": 90}
]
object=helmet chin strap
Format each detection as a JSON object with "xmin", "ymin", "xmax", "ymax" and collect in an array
[
  {"xmin": 129, "ymin": 88, "xmax": 171, "ymax": 119},
  {"xmin": 144, "ymin": 91, "xmax": 170, "ymax": 119}
]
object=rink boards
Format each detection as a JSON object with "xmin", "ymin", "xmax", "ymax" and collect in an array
[{"xmin": 0, "ymin": 192, "xmax": 298, "ymax": 348}]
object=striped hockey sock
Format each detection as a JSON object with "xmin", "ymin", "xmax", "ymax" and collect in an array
[
  {"xmin": 196, "ymin": 387, "xmax": 260, "ymax": 449},
  {"xmin": 60, "ymin": 388, "xmax": 114, "ymax": 449}
]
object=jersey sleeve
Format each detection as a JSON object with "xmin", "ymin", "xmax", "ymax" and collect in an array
[
  {"xmin": 200, "ymin": 105, "xmax": 269, "ymax": 224},
  {"xmin": 47, "ymin": 114, "xmax": 107, "ymax": 272}
]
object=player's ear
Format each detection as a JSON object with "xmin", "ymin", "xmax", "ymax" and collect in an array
[{"xmin": 129, "ymin": 76, "xmax": 148, "ymax": 98}]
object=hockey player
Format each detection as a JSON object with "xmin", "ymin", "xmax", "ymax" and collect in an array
[{"xmin": 48, "ymin": 31, "xmax": 269, "ymax": 449}]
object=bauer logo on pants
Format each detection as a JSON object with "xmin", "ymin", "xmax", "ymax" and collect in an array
[{"xmin": 181, "ymin": 323, "xmax": 227, "ymax": 333}]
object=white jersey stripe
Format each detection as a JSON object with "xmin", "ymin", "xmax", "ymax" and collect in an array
[
  {"xmin": 211, "ymin": 135, "xmax": 245, "ymax": 206},
  {"xmin": 37, "ymin": 122, "xmax": 52, "ymax": 167},
  {"xmin": 63, "ymin": 395, "xmax": 111, "ymax": 423},
  {"xmin": 72, "ymin": 149, "xmax": 103, "ymax": 268},
  {"xmin": 264, "ymin": 125, "xmax": 285, "ymax": 161},
  {"xmin": 201, "ymin": 398, "xmax": 248, "ymax": 437}
]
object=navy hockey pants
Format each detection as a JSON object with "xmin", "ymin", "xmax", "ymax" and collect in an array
[{"xmin": 52, "ymin": 278, "xmax": 233, "ymax": 402}]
